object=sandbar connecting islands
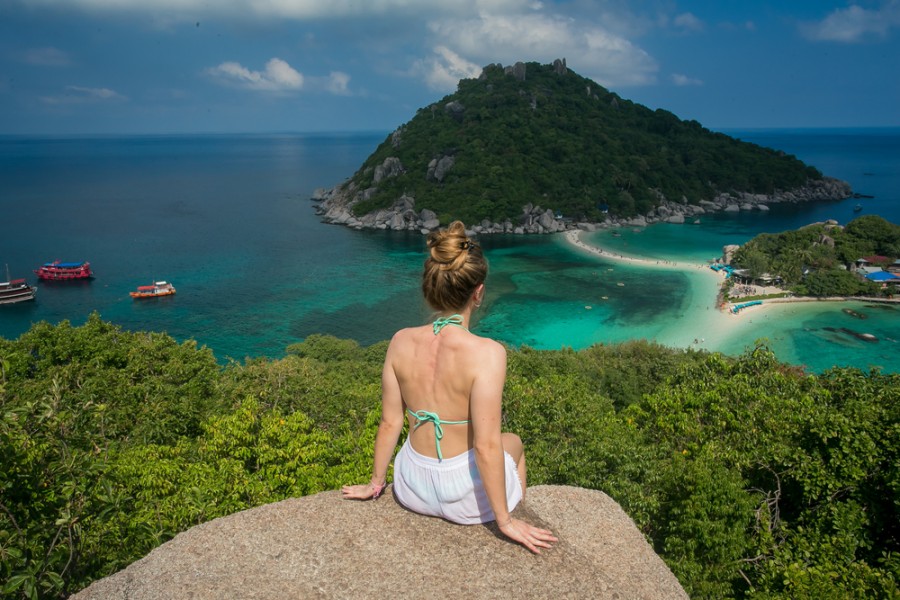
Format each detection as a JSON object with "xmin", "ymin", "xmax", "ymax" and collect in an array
[{"xmin": 560, "ymin": 229, "xmax": 898, "ymax": 353}]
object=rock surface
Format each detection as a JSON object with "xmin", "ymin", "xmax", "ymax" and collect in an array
[
  {"xmin": 314, "ymin": 169, "xmax": 852, "ymax": 237},
  {"xmin": 72, "ymin": 485, "xmax": 687, "ymax": 600}
]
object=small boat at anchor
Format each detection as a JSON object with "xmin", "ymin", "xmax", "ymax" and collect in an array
[
  {"xmin": 130, "ymin": 281, "xmax": 176, "ymax": 299},
  {"xmin": 1, "ymin": 265, "xmax": 37, "ymax": 305},
  {"xmin": 34, "ymin": 260, "xmax": 93, "ymax": 281}
]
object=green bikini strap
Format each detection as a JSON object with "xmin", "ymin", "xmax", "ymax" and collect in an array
[
  {"xmin": 407, "ymin": 408, "xmax": 469, "ymax": 461},
  {"xmin": 433, "ymin": 314, "xmax": 468, "ymax": 335}
]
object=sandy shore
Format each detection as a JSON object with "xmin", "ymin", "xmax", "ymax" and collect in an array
[
  {"xmin": 556, "ymin": 229, "xmax": 899, "ymax": 371},
  {"xmin": 563, "ymin": 230, "xmax": 711, "ymax": 272},
  {"xmin": 562, "ymin": 229, "xmax": 746, "ymax": 350},
  {"xmin": 565, "ymin": 229, "xmax": 899, "ymax": 300}
]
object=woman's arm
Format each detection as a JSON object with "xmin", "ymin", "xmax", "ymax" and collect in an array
[
  {"xmin": 470, "ymin": 342, "xmax": 556, "ymax": 553},
  {"xmin": 341, "ymin": 337, "xmax": 406, "ymax": 500}
]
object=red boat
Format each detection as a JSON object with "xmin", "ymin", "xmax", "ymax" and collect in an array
[{"xmin": 34, "ymin": 260, "xmax": 93, "ymax": 281}]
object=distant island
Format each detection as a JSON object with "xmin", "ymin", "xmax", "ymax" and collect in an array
[{"xmin": 314, "ymin": 59, "xmax": 851, "ymax": 234}]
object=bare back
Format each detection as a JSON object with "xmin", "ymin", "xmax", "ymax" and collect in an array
[{"xmin": 384, "ymin": 322, "xmax": 507, "ymax": 460}]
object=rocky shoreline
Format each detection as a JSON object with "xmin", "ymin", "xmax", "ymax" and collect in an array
[{"xmin": 312, "ymin": 174, "xmax": 853, "ymax": 235}]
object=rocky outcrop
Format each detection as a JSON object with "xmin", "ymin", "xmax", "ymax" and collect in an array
[
  {"xmin": 505, "ymin": 61, "xmax": 527, "ymax": 81},
  {"xmin": 723, "ymin": 244, "xmax": 741, "ymax": 265},
  {"xmin": 553, "ymin": 57, "xmax": 567, "ymax": 75},
  {"xmin": 72, "ymin": 486, "xmax": 687, "ymax": 600},
  {"xmin": 444, "ymin": 100, "xmax": 466, "ymax": 122},
  {"xmin": 314, "ymin": 157, "xmax": 852, "ymax": 235},
  {"xmin": 427, "ymin": 155, "xmax": 455, "ymax": 182},
  {"xmin": 373, "ymin": 156, "xmax": 403, "ymax": 183}
]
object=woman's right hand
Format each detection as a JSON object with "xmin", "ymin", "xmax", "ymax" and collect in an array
[
  {"xmin": 341, "ymin": 481, "xmax": 385, "ymax": 500},
  {"xmin": 498, "ymin": 518, "xmax": 558, "ymax": 554}
]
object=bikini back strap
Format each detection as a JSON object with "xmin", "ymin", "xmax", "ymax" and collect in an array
[{"xmin": 407, "ymin": 408, "xmax": 469, "ymax": 461}]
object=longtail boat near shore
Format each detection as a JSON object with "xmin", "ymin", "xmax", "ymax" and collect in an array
[{"xmin": 34, "ymin": 260, "xmax": 93, "ymax": 280}]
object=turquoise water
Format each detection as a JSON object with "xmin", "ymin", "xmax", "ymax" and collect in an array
[
  {"xmin": 715, "ymin": 301, "xmax": 900, "ymax": 373},
  {"xmin": 475, "ymin": 238, "xmax": 694, "ymax": 348},
  {"xmin": 1, "ymin": 130, "xmax": 897, "ymax": 372}
]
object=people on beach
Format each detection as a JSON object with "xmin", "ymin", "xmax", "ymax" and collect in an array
[{"xmin": 342, "ymin": 221, "xmax": 557, "ymax": 554}]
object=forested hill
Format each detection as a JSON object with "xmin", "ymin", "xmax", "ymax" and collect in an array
[{"xmin": 325, "ymin": 59, "xmax": 834, "ymax": 226}]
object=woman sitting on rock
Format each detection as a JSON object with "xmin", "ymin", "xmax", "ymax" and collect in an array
[{"xmin": 342, "ymin": 221, "xmax": 557, "ymax": 553}]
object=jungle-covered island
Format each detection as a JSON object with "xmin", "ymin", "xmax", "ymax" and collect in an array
[
  {"xmin": 728, "ymin": 215, "xmax": 900, "ymax": 298},
  {"xmin": 315, "ymin": 59, "xmax": 851, "ymax": 233}
]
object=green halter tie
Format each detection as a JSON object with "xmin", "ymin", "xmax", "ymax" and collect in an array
[
  {"xmin": 407, "ymin": 409, "xmax": 469, "ymax": 460},
  {"xmin": 433, "ymin": 314, "xmax": 468, "ymax": 335}
]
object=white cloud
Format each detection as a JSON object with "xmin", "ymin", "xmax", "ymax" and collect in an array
[
  {"xmin": 801, "ymin": 1, "xmax": 900, "ymax": 43},
  {"xmin": 207, "ymin": 58, "xmax": 303, "ymax": 91},
  {"xmin": 671, "ymin": 73, "xmax": 703, "ymax": 87},
  {"xmin": 16, "ymin": 0, "xmax": 533, "ymax": 20},
  {"xmin": 324, "ymin": 71, "xmax": 351, "ymax": 95},
  {"xmin": 40, "ymin": 85, "xmax": 127, "ymax": 104},
  {"xmin": 23, "ymin": 47, "xmax": 72, "ymax": 67},
  {"xmin": 673, "ymin": 12, "xmax": 703, "ymax": 33},
  {"xmin": 412, "ymin": 46, "xmax": 482, "ymax": 91},
  {"xmin": 424, "ymin": 12, "xmax": 657, "ymax": 90}
]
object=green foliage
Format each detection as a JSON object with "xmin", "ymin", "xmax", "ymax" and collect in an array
[
  {"xmin": 627, "ymin": 348, "xmax": 899, "ymax": 598},
  {"xmin": 802, "ymin": 269, "xmax": 878, "ymax": 297},
  {"xmin": 2, "ymin": 319, "xmax": 897, "ymax": 599},
  {"xmin": 844, "ymin": 215, "xmax": 900, "ymax": 257},
  {"xmin": 4, "ymin": 313, "xmax": 221, "ymax": 446},
  {"xmin": 733, "ymin": 216, "xmax": 899, "ymax": 297},
  {"xmin": 1, "ymin": 322, "xmax": 378, "ymax": 598},
  {"xmin": 346, "ymin": 62, "xmax": 822, "ymax": 224}
]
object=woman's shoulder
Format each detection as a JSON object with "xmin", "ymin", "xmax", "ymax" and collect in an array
[
  {"xmin": 465, "ymin": 332, "xmax": 507, "ymax": 362},
  {"xmin": 388, "ymin": 324, "xmax": 431, "ymax": 346}
]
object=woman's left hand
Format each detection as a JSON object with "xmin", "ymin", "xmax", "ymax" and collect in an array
[
  {"xmin": 341, "ymin": 482, "xmax": 384, "ymax": 500},
  {"xmin": 498, "ymin": 518, "xmax": 558, "ymax": 554}
]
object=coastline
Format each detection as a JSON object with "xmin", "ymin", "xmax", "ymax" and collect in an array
[
  {"xmin": 560, "ymin": 229, "xmax": 899, "ymax": 356},
  {"xmin": 561, "ymin": 229, "xmax": 742, "ymax": 351}
]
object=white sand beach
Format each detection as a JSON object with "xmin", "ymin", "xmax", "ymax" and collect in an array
[
  {"xmin": 562, "ymin": 229, "xmax": 748, "ymax": 351},
  {"xmin": 561, "ymin": 229, "xmax": 900, "ymax": 357}
]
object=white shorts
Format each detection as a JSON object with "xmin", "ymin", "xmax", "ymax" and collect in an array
[{"xmin": 392, "ymin": 438, "xmax": 523, "ymax": 525}]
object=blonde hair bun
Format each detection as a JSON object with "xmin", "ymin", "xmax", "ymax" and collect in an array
[{"xmin": 422, "ymin": 221, "xmax": 488, "ymax": 311}]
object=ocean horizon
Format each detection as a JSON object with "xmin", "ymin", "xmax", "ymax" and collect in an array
[{"xmin": 1, "ymin": 128, "xmax": 898, "ymax": 373}]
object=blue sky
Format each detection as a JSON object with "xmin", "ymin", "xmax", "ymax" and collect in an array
[{"xmin": 1, "ymin": 0, "xmax": 898, "ymax": 134}]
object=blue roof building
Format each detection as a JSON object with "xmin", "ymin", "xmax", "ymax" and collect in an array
[{"xmin": 866, "ymin": 271, "xmax": 900, "ymax": 283}]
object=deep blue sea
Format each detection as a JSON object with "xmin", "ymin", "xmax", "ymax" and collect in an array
[{"xmin": 1, "ymin": 129, "xmax": 898, "ymax": 372}]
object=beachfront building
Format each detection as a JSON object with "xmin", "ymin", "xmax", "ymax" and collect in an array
[
  {"xmin": 731, "ymin": 269, "xmax": 782, "ymax": 287},
  {"xmin": 857, "ymin": 265, "xmax": 885, "ymax": 277},
  {"xmin": 865, "ymin": 271, "xmax": 900, "ymax": 290},
  {"xmin": 888, "ymin": 259, "xmax": 900, "ymax": 275},
  {"xmin": 856, "ymin": 255, "xmax": 891, "ymax": 269}
]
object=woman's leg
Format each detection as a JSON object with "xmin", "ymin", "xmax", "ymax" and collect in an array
[{"xmin": 501, "ymin": 432, "xmax": 527, "ymax": 498}]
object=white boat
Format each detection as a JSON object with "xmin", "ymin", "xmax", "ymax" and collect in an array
[{"xmin": 0, "ymin": 265, "xmax": 37, "ymax": 305}]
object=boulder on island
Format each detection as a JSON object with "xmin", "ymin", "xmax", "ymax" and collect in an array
[{"xmin": 72, "ymin": 485, "xmax": 687, "ymax": 600}]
